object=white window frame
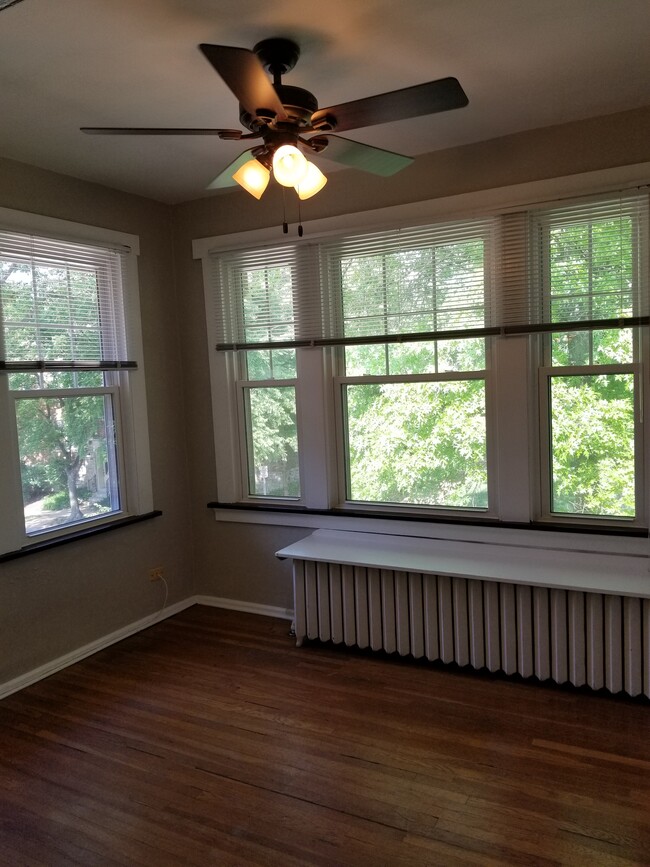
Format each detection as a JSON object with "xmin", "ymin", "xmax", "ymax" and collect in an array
[
  {"xmin": 0, "ymin": 208, "xmax": 153, "ymax": 555},
  {"xmin": 195, "ymin": 163, "xmax": 650, "ymax": 561},
  {"xmin": 532, "ymin": 198, "xmax": 649, "ymax": 527}
]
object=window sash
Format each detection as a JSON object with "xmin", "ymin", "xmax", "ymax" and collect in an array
[
  {"xmin": 538, "ymin": 362, "xmax": 644, "ymax": 525},
  {"xmin": 10, "ymin": 382, "xmax": 128, "ymax": 539}
]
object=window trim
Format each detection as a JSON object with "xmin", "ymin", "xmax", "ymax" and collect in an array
[
  {"xmin": 197, "ymin": 162, "xmax": 650, "ymax": 553},
  {"xmin": 0, "ymin": 208, "xmax": 153, "ymax": 556}
]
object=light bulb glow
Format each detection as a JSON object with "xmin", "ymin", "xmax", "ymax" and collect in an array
[
  {"xmin": 272, "ymin": 145, "xmax": 308, "ymax": 187},
  {"xmin": 232, "ymin": 159, "xmax": 270, "ymax": 199},
  {"xmin": 295, "ymin": 161, "xmax": 327, "ymax": 200}
]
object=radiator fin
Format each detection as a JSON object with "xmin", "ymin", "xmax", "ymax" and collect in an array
[{"xmin": 292, "ymin": 560, "xmax": 649, "ymax": 699}]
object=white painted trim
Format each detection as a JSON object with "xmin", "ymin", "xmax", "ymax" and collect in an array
[
  {"xmin": 0, "ymin": 595, "xmax": 296, "ymax": 701},
  {"xmin": 0, "ymin": 598, "xmax": 194, "ymax": 700},
  {"xmin": 194, "ymin": 595, "xmax": 294, "ymax": 620},
  {"xmin": 213, "ymin": 507, "xmax": 649, "ymax": 558},
  {"xmin": 0, "ymin": 206, "xmax": 140, "ymax": 254}
]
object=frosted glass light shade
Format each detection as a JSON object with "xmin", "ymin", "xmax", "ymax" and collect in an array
[
  {"xmin": 232, "ymin": 159, "xmax": 270, "ymax": 199},
  {"xmin": 295, "ymin": 161, "xmax": 327, "ymax": 200},
  {"xmin": 272, "ymin": 145, "xmax": 308, "ymax": 187}
]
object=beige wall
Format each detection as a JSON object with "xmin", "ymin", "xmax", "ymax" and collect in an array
[
  {"xmin": 0, "ymin": 157, "xmax": 193, "ymax": 684},
  {"xmin": 3, "ymin": 104, "xmax": 650, "ymax": 686},
  {"xmin": 173, "ymin": 105, "xmax": 650, "ymax": 611}
]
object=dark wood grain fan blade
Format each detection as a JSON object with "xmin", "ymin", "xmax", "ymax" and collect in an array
[
  {"xmin": 315, "ymin": 135, "xmax": 413, "ymax": 176},
  {"xmin": 199, "ymin": 44, "xmax": 287, "ymax": 122},
  {"xmin": 80, "ymin": 128, "xmax": 243, "ymax": 137},
  {"xmin": 311, "ymin": 77, "xmax": 468, "ymax": 133}
]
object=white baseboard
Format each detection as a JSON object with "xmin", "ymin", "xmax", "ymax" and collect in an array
[
  {"xmin": 0, "ymin": 598, "xmax": 194, "ymax": 701},
  {"xmin": 0, "ymin": 595, "xmax": 294, "ymax": 701},
  {"xmin": 194, "ymin": 595, "xmax": 294, "ymax": 621}
]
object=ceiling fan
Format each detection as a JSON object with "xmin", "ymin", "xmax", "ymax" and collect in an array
[{"xmin": 82, "ymin": 38, "xmax": 468, "ymax": 200}]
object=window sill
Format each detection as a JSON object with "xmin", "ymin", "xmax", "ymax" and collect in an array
[
  {"xmin": 0, "ymin": 511, "xmax": 163, "ymax": 563},
  {"xmin": 208, "ymin": 502, "xmax": 649, "ymax": 559}
]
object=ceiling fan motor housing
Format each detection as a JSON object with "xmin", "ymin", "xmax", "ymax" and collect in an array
[{"xmin": 240, "ymin": 84, "xmax": 318, "ymax": 131}]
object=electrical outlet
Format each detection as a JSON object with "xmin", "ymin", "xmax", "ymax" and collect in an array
[{"xmin": 149, "ymin": 567, "xmax": 164, "ymax": 582}]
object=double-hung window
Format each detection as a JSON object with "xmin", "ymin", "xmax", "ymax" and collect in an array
[
  {"xmin": 325, "ymin": 223, "xmax": 492, "ymax": 510},
  {"xmin": 532, "ymin": 195, "xmax": 648, "ymax": 524},
  {"xmin": 0, "ymin": 215, "xmax": 152, "ymax": 554},
  {"xmin": 206, "ymin": 217, "xmax": 495, "ymax": 514},
  {"xmin": 201, "ymin": 187, "xmax": 649, "ymax": 531}
]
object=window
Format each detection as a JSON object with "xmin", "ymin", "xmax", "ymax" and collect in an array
[
  {"xmin": 0, "ymin": 214, "xmax": 153, "ymax": 554},
  {"xmin": 200, "ymin": 189, "xmax": 649, "ymax": 531},
  {"xmin": 333, "ymin": 231, "xmax": 489, "ymax": 509},
  {"xmin": 533, "ymin": 196, "xmax": 647, "ymax": 522}
]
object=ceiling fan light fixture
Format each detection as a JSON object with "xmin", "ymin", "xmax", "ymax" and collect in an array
[
  {"xmin": 272, "ymin": 144, "xmax": 308, "ymax": 187},
  {"xmin": 232, "ymin": 158, "xmax": 270, "ymax": 199},
  {"xmin": 295, "ymin": 161, "xmax": 327, "ymax": 200}
]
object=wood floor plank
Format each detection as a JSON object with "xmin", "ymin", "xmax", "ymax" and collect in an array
[{"xmin": 0, "ymin": 606, "xmax": 648, "ymax": 866}]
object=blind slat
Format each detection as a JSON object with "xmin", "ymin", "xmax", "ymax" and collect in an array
[
  {"xmin": 209, "ymin": 191, "xmax": 649, "ymax": 351},
  {"xmin": 0, "ymin": 230, "xmax": 134, "ymax": 367}
]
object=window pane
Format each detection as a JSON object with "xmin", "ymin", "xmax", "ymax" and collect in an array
[
  {"xmin": 17, "ymin": 394, "xmax": 121, "ymax": 535},
  {"xmin": 344, "ymin": 380, "xmax": 487, "ymax": 508},
  {"xmin": 340, "ymin": 239, "xmax": 485, "ymax": 340},
  {"xmin": 345, "ymin": 344, "xmax": 388, "ymax": 377},
  {"xmin": 245, "ymin": 386, "xmax": 300, "ymax": 497},
  {"xmin": 245, "ymin": 348, "xmax": 296, "ymax": 381},
  {"xmin": 548, "ymin": 217, "xmax": 633, "ymax": 323},
  {"xmin": 550, "ymin": 329, "xmax": 633, "ymax": 367},
  {"xmin": 8, "ymin": 370, "xmax": 105, "ymax": 390},
  {"xmin": 437, "ymin": 338, "xmax": 486, "ymax": 372},
  {"xmin": 344, "ymin": 338, "xmax": 485, "ymax": 376},
  {"xmin": 550, "ymin": 374, "xmax": 635, "ymax": 518},
  {"xmin": 1, "ymin": 262, "xmax": 104, "ymax": 362},
  {"xmin": 242, "ymin": 265, "xmax": 294, "ymax": 344}
]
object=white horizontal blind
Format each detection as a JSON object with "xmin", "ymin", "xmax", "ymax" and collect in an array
[
  {"xmin": 212, "ymin": 243, "xmax": 322, "ymax": 350},
  {"xmin": 0, "ymin": 230, "xmax": 135, "ymax": 371},
  {"xmin": 320, "ymin": 218, "xmax": 495, "ymax": 346},
  {"xmin": 499, "ymin": 193, "xmax": 649, "ymax": 333},
  {"xmin": 210, "ymin": 192, "xmax": 649, "ymax": 351},
  {"xmin": 212, "ymin": 219, "xmax": 495, "ymax": 350}
]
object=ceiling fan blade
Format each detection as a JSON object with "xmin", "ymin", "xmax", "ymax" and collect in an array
[
  {"xmin": 311, "ymin": 77, "xmax": 468, "ymax": 133},
  {"xmin": 81, "ymin": 127, "xmax": 243, "ymax": 137},
  {"xmin": 315, "ymin": 135, "xmax": 413, "ymax": 176},
  {"xmin": 206, "ymin": 149, "xmax": 255, "ymax": 190},
  {"xmin": 199, "ymin": 44, "xmax": 287, "ymax": 122}
]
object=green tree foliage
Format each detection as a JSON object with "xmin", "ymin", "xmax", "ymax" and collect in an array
[
  {"xmin": 16, "ymin": 395, "xmax": 107, "ymax": 520},
  {"xmin": 234, "ymin": 216, "xmax": 638, "ymax": 515},
  {"xmin": 247, "ymin": 385, "xmax": 299, "ymax": 497},
  {"xmin": 346, "ymin": 380, "xmax": 487, "ymax": 507},
  {"xmin": 341, "ymin": 239, "xmax": 488, "ymax": 508},
  {"xmin": 1, "ymin": 259, "xmax": 109, "ymax": 520},
  {"xmin": 547, "ymin": 216, "xmax": 637, "ymax": 518},
  {"xmin": 550, "ymin": 375, "xmax": 635, "ymax": 517}
]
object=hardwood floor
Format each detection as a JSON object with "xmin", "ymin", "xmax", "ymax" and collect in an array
[{"xmin": 0, "ymin": 606, "xmax": 649, "ymax": 866}]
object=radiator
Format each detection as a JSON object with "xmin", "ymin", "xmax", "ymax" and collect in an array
[{"xmin": 292, "ymin": 560, "xmax": 650, "ymax": 699}]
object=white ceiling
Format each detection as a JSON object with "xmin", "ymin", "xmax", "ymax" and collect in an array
[{"xmin": 1, "ymin": 0, "xmax": 649, "ymax": 204}]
